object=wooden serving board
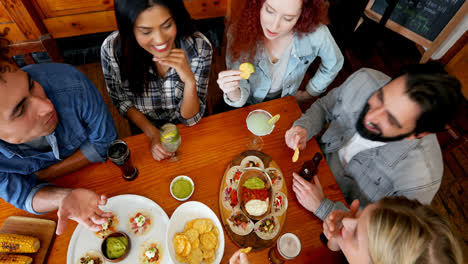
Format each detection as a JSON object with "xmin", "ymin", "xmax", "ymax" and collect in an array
[
  {"xmin": 0, "ymin": 216, "xmax": 56, "ymax": 264},
  {"xmin": 218, "ymin": 150, "xmax": 288, "ymax": 251}
]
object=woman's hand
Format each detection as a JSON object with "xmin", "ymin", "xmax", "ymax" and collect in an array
[
  {"xmin": 323, "ymin": 200, "xmax": 360, "ymax": 251},
  {"xmin": 217, "ymin": 70, "xmax": 242, "ymax": 101},
  {"xmin": 149, "ymin": 135, "xmax": 174, "ymax": 161},
  {"xmin": 154, "ymin": 49, "xmax": 195, "ymax": 85}
]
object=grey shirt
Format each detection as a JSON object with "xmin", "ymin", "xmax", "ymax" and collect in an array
[{"xmin": 294, "ymin": 68, "xmax": 444, "ymax": 221}]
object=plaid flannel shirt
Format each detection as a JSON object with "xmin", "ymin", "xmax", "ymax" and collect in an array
[{"xmin": 101, "ymin": 31, "xmax": 212, "ymax": 127}]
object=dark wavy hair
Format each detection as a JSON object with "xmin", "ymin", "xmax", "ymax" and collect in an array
[
  {"xmin": 227, "ymin": 0, "xmax": 329, "ymax": 62},
  {"xmin": 396, "ymin": 63, "xmax": 461, "ymax": 135},
  {"xmin": 114, "ymin": 0, "xmax": 195, "ymax": 94}
]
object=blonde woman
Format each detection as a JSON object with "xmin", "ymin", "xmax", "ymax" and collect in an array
[
  {"xmin": 229, "ymin": 197, "xmax": 464, "ymax": 264},
  {"xmin": 323, "ymin": 197, "xmax": 464, "ymax": 264}
]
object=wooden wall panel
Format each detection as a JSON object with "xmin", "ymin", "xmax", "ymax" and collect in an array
[
  {"xmin": 446, "ymin": 43, "xmax": 468, "ymax": 99},
  {"xmin": 0, "ymin": 0, "xmax": 46, "ymax": 40},
  {"xmin": 43, "ymin": 11, "xmax": 117, "ymax": 39},
  {"xmin": 0, "ymin": 23, "xmax": 27, "ymax": 42},
  {"xmin": 184, "ymin": 0, "xmax": 227, "ymax": 20},
  {"xmin": 34, "ymin": 0, "xmax": 227, "ymax": 20},
  {"xmin": 0, "ymin": 2, "xmax": 11, "ymax": 23},
  {"xmin": 34, "ymin": 0, "xmax": 113, "ymax": 18}
]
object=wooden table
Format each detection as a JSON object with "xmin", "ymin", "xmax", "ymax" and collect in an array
[{"xmin": 0, "ymin": 96, "xmax": 347, "ymax": 263}]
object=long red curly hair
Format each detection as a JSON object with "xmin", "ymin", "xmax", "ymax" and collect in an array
[{"xmin": 227, "ymin": 0, "xmax": 329, "ymax": 62}]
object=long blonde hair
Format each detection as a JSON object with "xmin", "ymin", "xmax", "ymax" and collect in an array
[{"xmin": 367, "ymin": 197, "xmax": 463, "ymax": 264}]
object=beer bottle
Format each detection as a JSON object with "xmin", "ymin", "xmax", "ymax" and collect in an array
[{"xmin": 299, "ymin": 153, "xmax": 323, "ymax": 181}]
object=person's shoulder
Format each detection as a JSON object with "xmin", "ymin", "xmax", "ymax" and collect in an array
[
  {"xmin": 189, "ymin": 31, "xmax": 213, "ymax": 56},
  {"xmin": 23, "ymin": 63, "xmax": 92, "ymax": 96},
  {"xmin": 102, "ymin": 31, "xmax": 119, "ymax": 46},
  {"xmin": 343, "ymin": 68, "xmax": 391, "ymax": 90},
  {"xmin": 101, "ymin": 31, "xmax": 119, "ymax": 53},
  {"xmin": 301, "ymin": 24, "xmax": 332, "ymax": 41},
  {"xmin": 336, "ymin": 68, "xmax": 390, "ymax": 102},
  {"xmin": 354, "ymin": 68, "xmax": 391, "ymax": 82},
  {"xmin": 22, "ymin": 63, "xmax": 80, "ymax": 77}
]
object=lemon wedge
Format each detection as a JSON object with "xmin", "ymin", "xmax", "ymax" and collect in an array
[
  {"xmin": 292, "ymin": 147, "xmax": 300, "ymax": 162},
  {"xmin": 267, "ymin": 114, "xmax": 280, "ymax": 126},
  {"xmin": 161, "ymin": 130, "xmax": 177, "ymax": 140}
]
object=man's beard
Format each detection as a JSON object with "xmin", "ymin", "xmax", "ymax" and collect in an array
[{"xmin": 355, "ymin": 104, "xmax": 413, "ymax": 142}]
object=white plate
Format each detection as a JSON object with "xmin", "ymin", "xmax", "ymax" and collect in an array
[
  {"xmin": 67, "ymin": 194, "xmax": 170, "ymax": 264},
  {"xmin": 166, "ymin": 201, "xmax": 225, "ymax": 264}
]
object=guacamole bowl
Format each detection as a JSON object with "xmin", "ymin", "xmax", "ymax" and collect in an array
[
  {"xmin": 170, "ymin": 175, "xmax": 195, "ymax": 201},
  {"xmin": 101, "ymin": 231, "xmax": 131, "ymax": 262}
]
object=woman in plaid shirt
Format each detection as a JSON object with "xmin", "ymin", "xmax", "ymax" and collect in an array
[{"xmin": 101, "ymin": 0, "xmax": 212, "ymax": 161}]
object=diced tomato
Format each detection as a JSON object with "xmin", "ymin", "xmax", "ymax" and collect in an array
[
  {"xmin": 241, "ymin": 222, "xmax": 247, "ymax": 230},
  {"xmin": 130, "ymin": 218, "xmax": 134, "ymax": 223},
  {"xmin": 230, "ymin": 189, "xmax": 238, "ymax": 207},
  {"xmin": 234, "ymin": 171, "xmax": 242, "ymax": 182},
  {"xmin": 275, "ymin": 196, "xmax": 283, "ymax": 206},
  {"xmin": 136, "ymin": 213, "xmax": 142, "ymax": 217}
]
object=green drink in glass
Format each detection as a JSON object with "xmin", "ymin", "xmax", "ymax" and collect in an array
[
  {"xmin": 160, "ymin": 123, "xmax": 181, "ymax": 162},
  {"xmin": 246, "ymin": 109, "xmax": 279, "ymax": 150}
]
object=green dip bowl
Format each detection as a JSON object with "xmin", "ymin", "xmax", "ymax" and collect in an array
[
  {"xmin": 170, "ymin": 175, "xmax": 195, "ymax": 201},
  {"xmin": 101, "ymin": 231, "xmax": 131, "ymax": 262}
]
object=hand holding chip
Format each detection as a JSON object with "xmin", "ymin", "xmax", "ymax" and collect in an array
[
  {"xmin": 285, "ymin": 126, "xmax": 307, "ymax": 151},
  {"xmin": 229, "ymin": 249, "xmax": 251, "ymax": 264}
]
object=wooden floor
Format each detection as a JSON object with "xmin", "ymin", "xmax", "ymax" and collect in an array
[{"xmin": 75, "ymin": 21, "xmax": 467, "ymax": 252}]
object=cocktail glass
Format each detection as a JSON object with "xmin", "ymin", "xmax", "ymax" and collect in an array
[
  {"xmin": 160, "ymin": 123, "xmax": 182, "ymax": 162},
  {"xmin": 246, "ymin": 109, "xmax": 275, "ymax": 150}
]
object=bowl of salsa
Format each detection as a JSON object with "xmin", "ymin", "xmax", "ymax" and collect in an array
[
  {"xmin": 238, "ymin": 167, "xmax": 273, "ymax": 221},
  {"xmin": 170, "ymin": 175, "xmax": 195, "ymax": 201}
]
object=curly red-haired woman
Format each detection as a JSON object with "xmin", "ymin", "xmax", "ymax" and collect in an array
[{"xmin": 217, "ymin": 0, "xmax": 344, "ymax": 107}]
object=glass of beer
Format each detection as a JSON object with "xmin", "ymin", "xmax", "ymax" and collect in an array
[
  {"xmin": 107, "ymin": 139, "xmax": 138, "ymax": 181},
  {"xmin": 268, "ymin": 233, "xmax": 302, "ymax": 264}
]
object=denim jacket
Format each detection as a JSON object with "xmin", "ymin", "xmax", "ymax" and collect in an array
[
  {"xmin": 294, "ymin": 68, "xmax": 444, "ymax": 221},
  {"xmin": 224, "ymin": 25, "xmax": 344, "ymax": 107},
  {"xmin": 0, "ymin": 63, "xmax": 117, "ymax": 214}
]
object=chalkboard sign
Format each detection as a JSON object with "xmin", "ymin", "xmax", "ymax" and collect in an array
[{"xmin": 371, "ymin": 0, "xmax": 465, "ymax": 41}]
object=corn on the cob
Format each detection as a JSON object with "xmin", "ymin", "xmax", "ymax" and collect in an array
[
  {"xmin": 0, "ymin": 234, "xmax": 40, "ymax": 253},
  {"xmin": 0, "ymin": 254, "xmax": 33, "ymax": 264}
]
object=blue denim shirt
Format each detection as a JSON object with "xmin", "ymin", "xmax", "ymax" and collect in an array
[
  {"xmin": 0, "ymin": 63, "xmax": 117, "ymax": 214},
  {"xmin": 224, "ymin": 25, "xmax": 344, "ymax": 107}
]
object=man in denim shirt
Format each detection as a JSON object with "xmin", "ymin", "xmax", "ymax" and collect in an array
[
  {"xmin": 0, "ymin": 63, "xmax": 117, "ymax": 234},
  {"xmin": 284, "ymin": 64, "xmax": 461, "ymax": 221}
]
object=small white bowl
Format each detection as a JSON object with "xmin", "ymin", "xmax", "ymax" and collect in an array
[{"xmin": 170, "ymin": 175, "xmax": 195, "ymax": 201}]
